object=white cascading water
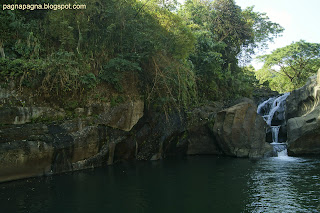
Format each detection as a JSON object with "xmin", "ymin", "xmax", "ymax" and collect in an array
[
  {"xmin": 271, "ymin": 126, "xmax": 281, "ymax": 143},
  {"xmin": 257, "ymin": 93, "xmax": 290, "ymax": 157}
]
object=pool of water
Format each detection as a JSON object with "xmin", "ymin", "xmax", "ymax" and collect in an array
[{"xmin": 1, "ymin": 156, "xmax": 320, "ymax": 213}]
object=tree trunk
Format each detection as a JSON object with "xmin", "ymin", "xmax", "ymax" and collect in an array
[{"xmin": 0, "ymin": 42, "xmax": 5, "ymax": 59}]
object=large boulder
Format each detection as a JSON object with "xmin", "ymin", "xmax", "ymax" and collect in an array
[
  {"xmin": 186, "ymin": 125, "xmax": 222, "ymax": 155},
  {"xmin": 212, "ymin": 101, "xmax": 273, "ymax": 158},
  {"xmin": 287, "ymin": 106, "xmax": 320, "ymax": 155},
  {"xmin": 0, "ymin": 121, "xmax": 110, "ymax": 183},
  {"xmin": 0, "ymin": 87, "xmax": 143, "ymax": 182},
  {"xmin": 286, "ymin": 73, "xmax": 320, "ymax": 120},
  {"xmin": 132, "ymin": 102, "xmax": 225, "ymax": 160},
  {"xmin": 286, "ymin": 69, "xmax": 320, "ymax": 155},
  {"xmin": 185, "ymin": 102, "xmax": 223, "ymax": 155}
]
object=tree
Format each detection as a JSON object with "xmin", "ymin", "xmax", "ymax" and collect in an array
[
  {"xmin": 239, "ymin": 6, "xmax": 284, "ymax": 64},
  {"xmin": 212, "ymin": 0, "xmax": 251, "ymax": 59},
  {"xmin": 0, "ymin": 0, "xmax": 198, "ymax": 111},
  {"xmin": 178, "ymin": 0, "xmax": 283, "ymax": 100},
  {"xmin": 256, "ymin": 40, "xmax": 320, "ymax": 93}
]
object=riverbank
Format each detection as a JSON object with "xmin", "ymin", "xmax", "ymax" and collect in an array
[{"xmin": 2, "ymin": 70, "xmax": 320, "ymax": 183}]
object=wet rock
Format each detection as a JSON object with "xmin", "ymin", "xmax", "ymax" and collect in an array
[
  {"xmin": 287, "ymin": 105, "xmax": 320, "ymax": 156},
  {"xmin": 135, "ymin": 111, "xmax": 187, "ymax": 161},
  {"xmin": 252, "ymin": 87, "xmax": 279, "ymax": 106},
  {"xmin": 0, "ymin": 106, "xmax": 65, "ymax": 125},
  {"xmin": 286, "ymin": 69, "xmax": 320, "ymax": 156},
  {"xmin": 185, "ymin": 102, "xmax": 223, "ymax": 155},
  {"xmin": 286, "ymin": 74, "xmax": 320, "ymax": 120},
  {"xmin": 186, "ymin": 126, "xmax": 222, "ymax": 155},
  {"xmin": 0, "ymin": 89, "xmax": 274, "ymax": 183},
  {"xmin": 212, "ymin": 101, "xmax": 273, "ymax": 158},
  {"xmin": 0, "ymin": 121, "xmax": 110, "ymax": 183},
  {"xmin": 96, "ymin": 100, "xmax": 144, "ymax": 131}
]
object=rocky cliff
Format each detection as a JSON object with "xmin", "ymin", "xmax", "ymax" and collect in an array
[
  {"xmin": 286, "ymin": 69, "xmax": 320, "ymax": 155},
  {"xmin": 0, "ymin": 86, "xmax": 272, "ymax": 182}
]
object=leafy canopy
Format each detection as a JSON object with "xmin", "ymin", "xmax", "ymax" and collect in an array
[
  {"xmin": 256, "ymin": 40, "xmax": 320, "ymax": 93},
  {"xmin": 179, "ymin": 0, "xmax": 283, "ymax": 100},
  {"xmin": 0, "ymin": 0, "xmax": 284, "ymax": 110}
]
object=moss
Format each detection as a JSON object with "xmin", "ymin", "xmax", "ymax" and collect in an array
[
  {"xmin": 207, "ymin": 117, "xmax": 215, "ymax": 130},
  {"xmin": 31, "ymin": 115, "xmax": 65, "ymax": 124},
  {"xmin": 110, "ymin": 95, "xmax": 125, "ymax": 107},
  {"xmin": 64, "ymin": 101, "xmax": 79, "ymax": 111},
  {"xmin": 177, "ymin": 131, "xmax": 188, "ymax": 145}
]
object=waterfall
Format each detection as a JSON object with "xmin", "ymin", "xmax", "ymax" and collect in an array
[
  {"xmin": 271, "ymin": 126, "xmax": 281, "ymax": 143},
  {"xmin": 257, "ymin": 93, "xmax": 290, "ymax": 157}
]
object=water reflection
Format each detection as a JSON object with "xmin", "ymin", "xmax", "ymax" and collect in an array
[
  {"xmin": 245, "ymin": 157, "xmax": 320, "ymax": 213},
  {"xmin": 1, "ymin": 156, "xmax": 320, "ymax": 212}
]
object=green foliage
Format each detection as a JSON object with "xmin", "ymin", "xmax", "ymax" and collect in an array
[
  {"xmin": 143, "ymin": 55, "xmax": 198, "ymax": 111},
  {"xmin": 0, "ymin": 52, "xmax": 92, "ymax": 95},
  {"xmin": 257, "ymin": 40, "xmax": 320, "ymax": 93},
  {"xmin": 80, "ymin": 73, "xmax": 98, "ymax": 89},
  {"xmin": 99, "ymin": 58, "xmax": 141, "ymax": 92},
  {"xmin": 240, "ymin": 6, "xmax": 284, "ymax": 62},
  {"xmin": 0, "ymin": 58, "xmax": 45, "ymax": 89},
  {"xmin": 212, "ymin": 0, "xmax": 251, "ymax": 56},
  {"xmin": 64, "ymin": 100, "xmax": 79, "ymax": 111},
  {"xmin": 237, "ymin": 65, "xmax": 259, "ymax": 96},
  {"xmin": 0, "ymin": 0, "xmax": 284, "ymax": 112},
  {"xmin": 110, "ymin": 95, "xmax": 125, "ymax": 107},
  {"xmin": 179, "ymin": 0, "xmax": 282, "ymax": 101}
]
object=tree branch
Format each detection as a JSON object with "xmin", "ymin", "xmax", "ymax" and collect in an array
[{"xmin": 134, "ymin": 0, "xmax": 151, "ymax": 18}]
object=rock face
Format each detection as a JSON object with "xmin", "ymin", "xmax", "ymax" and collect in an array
[
  {"xmin": 96, "ymin": 100, "xmax": 144, "ymax": 131},
  {"xmin": 0, "ymin": 122, "xmax": 109, "ymax": 183},
  {"xmin": 0, "ymin": 98, "xmax": 223, "ymax": 182},
  {"xmin": 0, "ymin": 84, "xmax": 145, "ymax": 182},
  {"xmin": 0, "ymin": 106, "xmax": 66, "ymax": 125},
  {"xmin": 287, "ymin": 108, "xmax": 320, "ymax": 155},
  {"xmin": 185, "ymin": 103, "xmax": 224, "ymax": 155},
  {"xmin": 286, "ymin": 75, "xmax": 320, "ymax": 120},
  {"xmin": 252, "ymin": 87, "xmax": 279, "ymax": 106},
  {"xmin": 0, "ymin": 83, "xmax": 272, "ymax": 183},
  {"xmin": 132, "ymin": 103, "xmax": 224, "ymax": 161},
  {"xmin": 286, "ymin": 70, "xmax": 320, "ymax": 155},
  {"xmin": 212, "ymin": 101, "xmax": 273, "ymax": 158}
]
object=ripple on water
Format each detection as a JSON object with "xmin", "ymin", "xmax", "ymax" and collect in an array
[
  {"xmin": 1, "ymin": 156, "xmax": 320, "ymax": 213},
  {"xmin": 245, "ymin": 157, "xmax": 320, "ymax": 213}
]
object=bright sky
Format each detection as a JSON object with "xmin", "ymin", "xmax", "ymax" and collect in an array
[
  {"xmin": 236, "ymin": 0, "xmax": 320, "ymax": 68},
  {"xmin": 178, "ymin": 0, "xmax": 320, "ymax": 69}
]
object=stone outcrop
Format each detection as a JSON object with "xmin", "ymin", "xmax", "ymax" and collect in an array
[
  {"xmin": 185, "ymin": 103, "xmax": 223, "ymax": 155},
  {"xmin": 96, "ymin": 100, "xmax": 144, "ymax": 131},
  {"xmin": 0, "ymin": 121, "xmax": 109, "ymax": 182},
  {"xmin": 212, "ymin": 101, "xmax": 273, "ymax": 158},
  {"xmin": 0, "ymin": 86, "xmax": 144, "ymax": 131},
  {"xmin": 0, "ymin": 106, "xmax": 66, "ymax": 125},
  {"xmin": 0, "ymin": 82, "xmax": 273, "ymax": 183},
  {"xmin": 286, "ymin": 69, "xmax": 320, "ymax": 155},
  {"xmin": 0, "ymin": 99, "xmax": 219, "ymax": 182},
  {"xmin": 0, "ymin": 83, "xmax": 145, "ymax": 182},
  {"xmin": 0, "ymin": 97, "xmax": 227, "ymax": 183},
  {"xmin": 252, "ymin": 87, "xmax": 279, "ymax": 106},
  {"xmin": 287, "ymin": 107, "xmax": 320, "ymax": 155},
  {"xmin": 286, "ymin": 74, "xmax": 320, "ymax": 120}
]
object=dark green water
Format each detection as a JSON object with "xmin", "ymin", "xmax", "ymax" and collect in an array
[{"xmin": 1, "ymin": 156, "xmax": 320, "ymax": 213}]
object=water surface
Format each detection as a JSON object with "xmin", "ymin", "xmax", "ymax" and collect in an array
[{"xmin": 1, "ymin": 156, "xmax": 320, "ymax": 212}]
